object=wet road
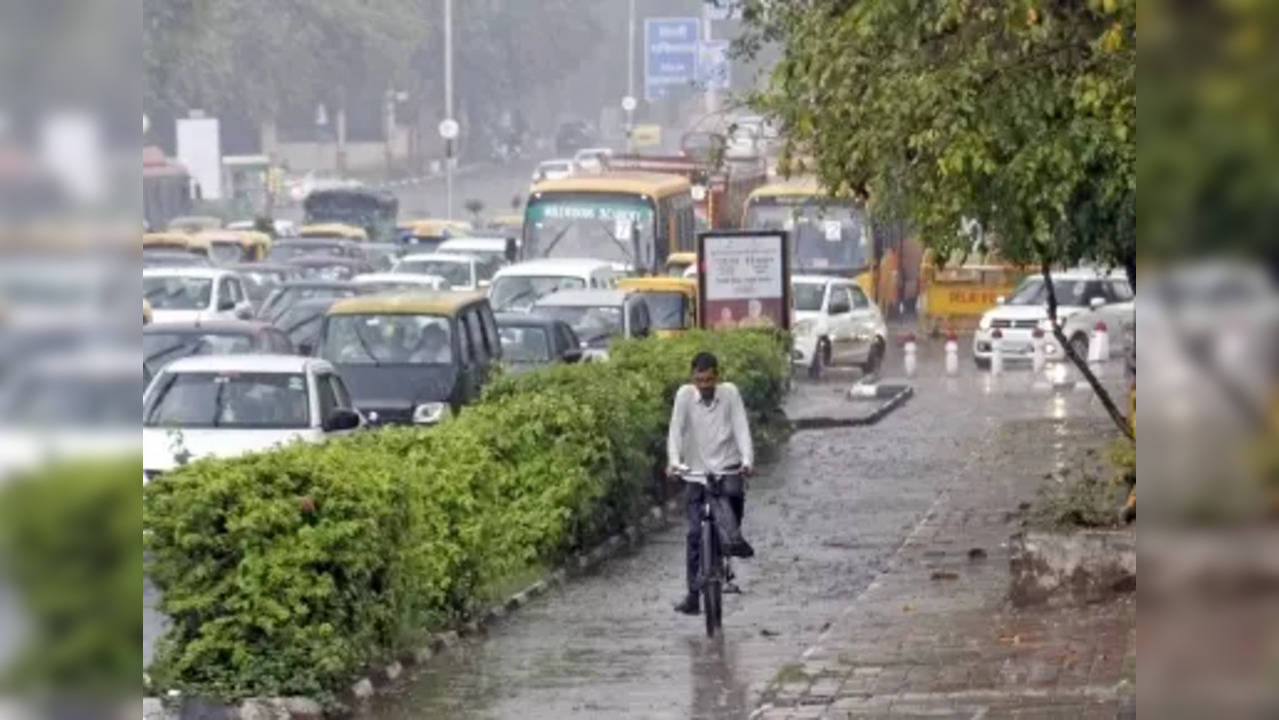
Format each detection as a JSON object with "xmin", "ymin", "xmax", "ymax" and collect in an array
[{"xmin": 367, "ymin": 340, "xmax": 1126, "ymax": 719}]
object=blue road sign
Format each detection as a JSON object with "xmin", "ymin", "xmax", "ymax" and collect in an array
[{"xmin": 645, "ymin": 17, "xmax": 700, "ymax": 101}]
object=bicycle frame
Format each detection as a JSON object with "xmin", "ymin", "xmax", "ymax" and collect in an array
[{"xmin": 679, "ymin": 468, "xmax": 729, "ymax": 637}]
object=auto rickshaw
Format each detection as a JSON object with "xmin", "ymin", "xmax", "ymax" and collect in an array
[
  {"xmin": 300, "ymin": 222, "xmax": 369, "ymax": 242},
  {"xmin": 664, "ymin": 251, "xmax": 697, "ymax": 277},
  {"xmin": 616, "ymin": 276, "xmax": 698, "ymax": 337},
  {"xmin": 142, "ymin": 232, "xmax": 211, "ymax": 260},
  {"xmin": 197, "ymin": 229, "xmax": 271, "ymax": 264},
  {"xmin": 167, "ymin": 215, "xmax": 223, "ymax": 234},
  {"xmin": 397, "ymin": 218, "xmax": 474, "ymax": 253}
]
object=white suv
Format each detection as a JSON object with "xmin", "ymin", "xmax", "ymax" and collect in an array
[
  {"xmin": 791, "ymin": 275, "xmax": 887, "ymax": 377},
  {"xmin": 973, "ymin": 268, "xmax": 1132, "ymax": 368}
]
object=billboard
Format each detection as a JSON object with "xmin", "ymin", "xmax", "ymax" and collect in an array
[
  {"xmin": 698, "ymin": 230, "xmax": 791, "ymax": 330},
  {"xmin": 644, "ymin": 17, "xmax": 700, "ymax": 101},
  {"xmin": 176, "ymin": 117, "xmax": 222, "ymax": 200}
]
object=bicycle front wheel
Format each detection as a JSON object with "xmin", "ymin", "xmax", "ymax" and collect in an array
[{"xmin": 701, "ymin": 520, "xmax": 722, "ymax": 637}]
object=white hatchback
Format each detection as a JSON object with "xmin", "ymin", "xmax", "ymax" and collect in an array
[
  {"xmin": 391, "ymin": 252, "xmax": 487, "ymax": 291},
  {"xmin": 142, "ymin": 354, "xmax": 362, "ymax": 480},
  {"xmin": 791, "ymin": 275, "xmax": 888, "ymax": 377},
  {"xmin": 143, "ymin": 267, "xmax": 255, "ymax": 324}
]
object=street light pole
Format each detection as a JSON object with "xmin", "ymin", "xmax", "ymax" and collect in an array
[
  {"xmin": 627, "ymin": 0, "xmax": 636, "ymax": 132},
  {"xmin": 444, "ymin": 0, "xmax": 455, "ymax": 219}
]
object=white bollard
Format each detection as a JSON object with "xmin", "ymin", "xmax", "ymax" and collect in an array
[
  {"xmin": 1031, "ymin": 328, "xmax": 1046, "ymax": 374},
  {"xmin": 989, "ymin": 328, "xmax": 1004, "ymax": 376},
  {"xmin": 1089, "ymin": 321, "xmax": 1109, "ymax": 364},
  {"xmin": 903, "ymin": 332, "xmax": 918, "ymax": 378},
  {"xmin": 944, "ymin": 332, "xmax": 959, "ymax": 376}
]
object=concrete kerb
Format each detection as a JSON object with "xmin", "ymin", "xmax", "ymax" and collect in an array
[
  {"xmin": 790, "ymin": 382, "xmax": 915, "ymax": 431},
  {"xmin": 142, "ymin": 492, "xmax": 687, "ymax": 719}
]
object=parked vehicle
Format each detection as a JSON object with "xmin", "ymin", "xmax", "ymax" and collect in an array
[
  {"xmin": 791, "ymin": 274, "xmax": 888, "ymax": 377},
  {"xmin": 488, "ymin": 258, "xmax": 618, "ymax": 312},
  {"xmin": 142, "ymin": 267, "xmax": 254, "ymax": 324},
  {"xmin": 1059, "ymin": 288, "xmax": 1135, "ymax": 361},
  {"xmin": 973, "ymin": 268, "xmax": 1131, "ymax": 368},
  {"xmin": 495, "ymin": 312, "xmax": 582, "ymax": 373},
  {"xmin": 350, "ymin": 272, "xmax": 448, "ymax": 295},
  {"xmin": 532, "ymin": 288, "xmax": 652, "ymax": 359},
  {"xmin": 258, "ymin": 280, "xmax": 360, "ymax": 323},
  {"xmin": 316, "ymin": 293, "xmax": 502, "ymax": 424},
  {"xmin": 142, "ymin": 354, "xmax": 362, "ymax": 479},
  {"xmin": 143, "ymin": 320, "xmax": 293, "ymax": 376},
  {"xmin": 392, "ymin": 252, "xmax": 494, "ymax": 290},
  {"xmin": 617, "ymin": 276, "xmax": 698, "ymax": 336},
  {"xmin": 284, "ymin": 255, "xmax": 373, "ymax": 281}
]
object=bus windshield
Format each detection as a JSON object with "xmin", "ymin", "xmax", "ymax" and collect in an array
[
  {"xmin": 744, "ymin": 197, "xmax": 869, "ymax": 272},
  {"xmin": 524, "ymin": 193, "xmax": 654, "ymax": 268}
]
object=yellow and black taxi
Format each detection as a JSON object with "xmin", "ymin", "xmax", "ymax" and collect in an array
[
  {"xmin": 315, "ymin": 292, "xmax": 502, "ymax": 425},
  {"xmin": 616, "ymin": 276, "xmax": 698, "ymax": 336}
]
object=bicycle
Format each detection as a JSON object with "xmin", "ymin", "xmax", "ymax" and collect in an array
[{"xmin": 676, "ymin": 466, "xmax": 732, "ymax": 637}]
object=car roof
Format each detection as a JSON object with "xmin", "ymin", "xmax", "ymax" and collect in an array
[
  {"xmin": 437, "ymin": 237, "xmax": 508, "ymax": 251},
  {"xmin": 493, "ymin": 258, "xmax": 615, "ymax": 277},
  {"xmin": 400, "ymin": 252, "xmax": 476, "ymax": 263},
  {"xmin": 143, "ymin": 319, "xmax": 275, "ymax": 334},
  {"xmin": 351, "ymin": 272, "xmax": 445, "ymax": 285},
  {"xmin": 534, "ymin": 288, "xmax": 629, "ymax": 307},
  {"xmin": 1041, "ymin": 267, "xmax": 1129, "ymax": 281},
  {"xmin": 142, "ymin": 266, "xmax": 235, "ymax": 279},
  {"xmin": 328, "ymin": 291, "xmax": 487, "ymax": 316},
  {"xmin": 162, "ymin": 353, "xmax": 331, "ymax": 374}
]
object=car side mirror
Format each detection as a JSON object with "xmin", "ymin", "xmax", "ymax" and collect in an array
[
  {"xmin": 1089, "ymin": 296, "xmax": 1106, "ymax": 310},
  {"xmin": 322, "ymin": 408, "xmax": 361, "ymax": 432},
  {"xmin": 478, "ymin": 279, "xmax": 491, "ymax": 288},
  {"xmin": 234, "ymin": 301, "xmax": 253, "ymax": 320},
  {"xmin": 218, "ymin": 297, "xmax": 236, "ymax": 311},
  {"xmin": 562, "ymin": 347, "xmax": 583, "ymax": 364},
  {"xmin": 297, "ymin": 341, "xmax": 314, "ymax": 356}
]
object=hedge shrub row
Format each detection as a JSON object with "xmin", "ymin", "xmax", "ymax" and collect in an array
[{"xmin": 144, "ymin": 330, "xmax": 788, "ymax": 703}]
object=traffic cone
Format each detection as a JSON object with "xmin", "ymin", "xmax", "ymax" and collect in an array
[
  {"xmin": 944, "ymin": 331, "xmax": 958, "ymax": 376},
  {"xmin": 903, "ymin": 332, "xmax": 917, "ymax": 378},
  {"xmin": 1031, "ymin": 328, "xmax": 1046, "ymax": 374},
  {"xmin": 1089, "ymin": 321, "xmax": 1109, "ymax": 364},
  {"xmin": 990, "ymin": 328, "xmax": 1004, "ymax": 376}
]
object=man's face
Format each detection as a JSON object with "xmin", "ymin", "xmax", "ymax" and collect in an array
[{"xmin": 692, "ymin": 367, "xmax": 718, "ymax": 400}]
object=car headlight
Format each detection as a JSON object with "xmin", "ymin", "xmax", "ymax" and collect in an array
[
  {"xmin": 412, "ymin": 402, "xmax": 451, "ymax": 425},
  {"xmin": 978, "ymin": 315, "xmax": 992, "ymax": 330}
]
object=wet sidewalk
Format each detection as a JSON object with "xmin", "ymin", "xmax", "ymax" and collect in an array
[{"xmin": 752, "ymin": 406, "xmax": 1136, "ymax": 719}]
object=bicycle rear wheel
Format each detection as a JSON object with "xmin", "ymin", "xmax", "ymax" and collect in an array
[{"xmin": 701, "ymin": 520, "xmax": 722, "ymax": 637}]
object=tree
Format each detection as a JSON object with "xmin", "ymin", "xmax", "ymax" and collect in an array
[{"xmin": 738, "ymin": 0, "xmax": 1135, "ymax": 439}]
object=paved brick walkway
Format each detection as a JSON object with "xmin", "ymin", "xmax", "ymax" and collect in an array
[{"xmin": 752, "ymin": 411, "xmax": 1136, "ymax": 720}]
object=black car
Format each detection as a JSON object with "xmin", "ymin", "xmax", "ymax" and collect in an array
[
  {"xmin": 258, "ymin": 280, "xmax": 360, "ymax": 323},
  {"xmin": 555, "ymin": 120, "xmax": 595, "ymax": 155},
  {"xmin": 267, "ymin": 238, "xmax": 362, "ymax": 263},
  {"xmin": 495, "ymin": 312, "xmax": 582, "ymax": 373},
  {"xmin": 143, "ymin": 320, "xmax": 293, "ymax": 376},
  {"xmin": 315, "ymin": 292, "xmax": 502, "ymax": 425}
]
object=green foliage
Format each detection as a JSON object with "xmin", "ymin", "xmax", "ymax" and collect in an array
[
  {"xmin": 0, "ymin": 457, "xmax": 141, "ymax": 694},
  {"xmin": 145, "ymin": 331, "xmax": 787, "ymax": 703},
  {"xmin": 738, "ymin": 0, "xmax": 1135, "ymax": 275}
]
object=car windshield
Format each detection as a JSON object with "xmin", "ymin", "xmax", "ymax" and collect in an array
[
  {"xmin": 793, "ymin": 282, "xmax": 826, "ymax": 312},
  {"xmin": 144, "ymin": 371, "xmax": 310, "ymax": 428},
  {"xmin": 524, "ymin": 194, "xmax": 654, "ymax": 264},
  {"xmin": 394, "ymin": 259, "xmax": 471, "ymax": 287},
  {"xmin": 498, "ymin": 325, "xmax": 552, "ymax": 363},
  {"xmin": 321, "ymin": 314, "xmax": 453, "ymax": 365},
  {"xmin": 1007, "ymin": 278, "xmax": 1087, "ymax": 306},
  {"xmin": 490, "ymin": 275, "xmax": 586, "ymax": 311},
  {"xmin": 208, "ymin": 243, "xmax": 243, "ymax": 264},
  {"xmin": 537, "ymin": 304, "xmax": 622, "ymax": 345},
  {"xmin": 143, "ymin": 276, "xmax": 212, "ymax": 310},
  {"xmin": 638, "ymin": 292, "xmax": 686, "ymax": 329},
  {"xmin": 144, "ymin": 332, "xmax": 256, "ymax": 371}
]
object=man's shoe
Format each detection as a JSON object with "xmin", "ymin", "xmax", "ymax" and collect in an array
[
  {"xmin": 673, "ymin": 594, "xmax": 700, "ymax": 615},
  {"xmin": 727, "ymin": 539, "xmax": 755, "ymax": 558},
  {"xmin": 723, "ymin": 581, "xmax": 742, "ymax": 594}
]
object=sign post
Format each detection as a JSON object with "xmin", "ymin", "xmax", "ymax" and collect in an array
[
  {"xmin": 644, "ymin": 17, "xmax": 700, "ymax": 102},
  {"xmin": 697, "ymin": 230, "xmax": 792, "ymax": 331}
]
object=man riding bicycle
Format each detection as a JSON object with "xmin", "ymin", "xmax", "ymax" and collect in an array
[{"xmin": 667, "ymin": 351, "xmax": 756, "ymax": 616}]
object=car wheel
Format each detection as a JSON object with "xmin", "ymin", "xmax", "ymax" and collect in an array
[
  {"xmin": 859, "ymin": 337, "xmax": 885, "ymax": 375},
  {"xmin": 808, "ymin": 339, "xmax": 829, "ymax": 379},
  {"xmin": 974, "ymin": 356, "xmax": 991, "ymax": 370},
  {"xmin": 1069, "ymin": 333, "xmax": 1089, "ymax": 361}
]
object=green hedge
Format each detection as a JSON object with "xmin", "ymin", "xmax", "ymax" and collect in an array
[{"xmin": 144, "ymin": 330, "xmax": 788, "ymax": 703}]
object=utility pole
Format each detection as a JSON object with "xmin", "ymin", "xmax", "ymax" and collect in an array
[
  {"xmin": 627, "ymin": 0, "xmax": 636, "ymax": 144},
  {"xmin": 444, "ymin": 0, "xmax": 455, "ymax": 219}
]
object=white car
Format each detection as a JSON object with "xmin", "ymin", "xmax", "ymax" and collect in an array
[
  {"xmin": 973, "ymin": 267, "xmax": 1132, "ymax": 368},
  {"xmin": 572, "ymin": 147, "xmax": 613, "ymax": 173},
  {"xmin": 488, "ymin": 258, "xmax": 619, "ymax": 312},
  {"xmin": 350, "ymin": 272, "xmax": 448, "ymax": 295},
  {"xmin": 437, "ymin": 236, "xmax": 516, "ymax": 272},
  {"xmin": 391, "ymin": 252, "xmax": 491, "ymax": 291},
  {"xmin": 1060, "ymin": 290, "xmax": 1135, "ymax": 361},
  {"xmin": 142, "ymin": 354, "xmax": 362, "ymax": 480},
  {"xmin": 143, "ymin": 267, "xmax": 255, "ymax": 324},
  {"xmin": 791, "ymin": 275, "xmax": 887, "ymax": 377},
  {"xmin": 532, "ymin": 159, "xmax": 574, "ymax": 183}
]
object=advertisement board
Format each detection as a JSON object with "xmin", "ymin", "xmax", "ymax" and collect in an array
[{"xmin": 697, "ymin": 230, "xmax": 790, "ymax": 330}]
